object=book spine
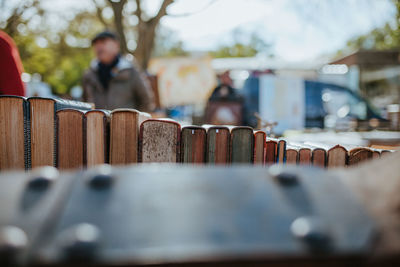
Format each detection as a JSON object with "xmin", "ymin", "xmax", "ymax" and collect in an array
[
  {"xmin": 23, "ymin": 100, "xmax": 31, "ymax": 170},
  {"xmin": 55, "ymin": 113, "xmax": 59, "ymax": 168},
  {"xmin": 276, "ymin": 140, "xmax": 287, "ymax": 164},
  {"xmin": 103, "ymin": 115, "xmax": 110, "ymax": 164},
  {"xmin": 53, "ymin": 102, "xmax": 58, "ymax": 167},
  {"xmin": 82, "ymin": 116, "xmax": 87, "ymax": 167}
]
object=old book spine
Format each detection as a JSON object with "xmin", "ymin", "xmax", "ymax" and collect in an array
[
  {"xmin": 181, "ymin": 126, "xmax": 206, "ymax": 163},
  {"xmin": 265, "ymin": 139, "xmax": 277, "ymax": 165},
  {"xmin": 205, "ymin": 126, "xmax": 230, "ymax": 164},
  {"xmin": 348, "ymin": 148, "xmax": 373, "ymax": 166},
  {"xmin": 230, "ymin": 127, "xmax": 254, "ymax": 163},
  {"xmin": 109, "ymin": 109, "xmax": 140, "ymax": 165},
  {"xmin": 311, "ymin": 148, "xmax": 327, "ymax": 168},
  {"xmin": 253, "ymin": 131, "xmax": 266, "ymax": 165},
  {"xmin": 104, "ymin": 113, "xmax": 110, "ymax": 164},
  {"xmin": 139, "ymin": 119, "xmax": 181, "ymax": 163},
  {"xmin": 276, "ymin": 139, "xmax": 287, "ymax": 164},
  {"xmin": 327, "ymin": 145, "xmax": 348, "ymax": 168},
  {"xmin": 23, "ymin": 99, "xmax": 31, "ymax": 170}
]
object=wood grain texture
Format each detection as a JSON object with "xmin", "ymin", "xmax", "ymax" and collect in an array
[
  {"xmin": 327, "ymin": 145, "xmax": 348, "ymax": 168},
  {"xmin": 230, "ymin": 127, "xmax": 254, "ymax": 163},
  {"xmin": 253, "ymin": 131, "xmax": 266, "ymax": 165},
  {"xmin": 109, "ymin": 109, "xmax": 140, "ymax": 165},
  {"xmin": 86, "ymin": 110, "xmax": 109, "ymax": 167},
  {"xmin": 139, "ymin": 119, "xmax": 181, "ymax": 163},
  {"xmin": 29, "ymin": 98, "xmax": 55, "ymax": 168},
  {"xmin": 56, "ymin": 109, "xmax": 85, "ymax": 170},
  {"xmin": 181, "ymin": 126, "xmax": 206, "ymax": 163},
  {"xmin": 205, "ymin": 126, "xmax": 230, "ymax": 164},
  {"xmin": 312, "ymin": 148, "xmax": 327, "ymax": 168},
  {"xmin": 0, "ymin": 97, "xmax": 25, "ymax": 170}
]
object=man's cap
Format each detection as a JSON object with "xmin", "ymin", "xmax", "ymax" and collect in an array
[{"xmin": 91, "ymin": 31, "xmax": 119, "ymax": 45}]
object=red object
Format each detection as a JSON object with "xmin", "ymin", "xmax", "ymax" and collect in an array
[{"xmin": 0, "ymin": 31, "xmax": 25, "ymax": 96}]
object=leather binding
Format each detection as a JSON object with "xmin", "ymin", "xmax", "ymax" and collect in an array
[
  {"xmin": 276, "ymin": 139, "xmax": 287, "ymax": 164},
  {"xmin": 180, "ymin": 126, "xmax": 206, "ymax": 163},
  {"xmin": 23, "ymin": 98, "xmax": 31, "ymax": 170},
  {"xmin": 253, "ymin": 130, "xmax": 266, "ymax": 165},
  {"xmin": 204, "ymin": 125, "xmax": 230, "ymax": 164},
  {"xmin": 230, "ymin": 126, "xmax": 254, "ymax": 163},
  {"xmin": 311, "ymin": 148, "xmax": 327, "ymax": 168},
  {"xmin": 265, "ymin": 138, "xmax": 278, "ymax": 165}
]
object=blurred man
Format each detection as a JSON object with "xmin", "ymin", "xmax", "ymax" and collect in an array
[
  {"xmin": 0, "ymin": 30, "xmax": 25, "ymax": 96},
  {"xmin": 82, "ymin": 31, "xmax": 154, "ymax": 111}
]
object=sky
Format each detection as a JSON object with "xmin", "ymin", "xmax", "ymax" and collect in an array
[{"xmin": 40, "ymin": 0, "xmax": 397, "ymax": 62}]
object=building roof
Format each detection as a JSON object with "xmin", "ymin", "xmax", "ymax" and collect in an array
[{"xmin": 330, "ymin": 50, "xmax": 400, "ymax": 68}]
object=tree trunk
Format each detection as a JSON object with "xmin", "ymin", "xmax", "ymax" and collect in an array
[
  {"xmin": 134, "ymin": 21, "xmax": 157, "ymax": 70},
  {"xmin": 109, "ymin": 0, "xmax": 129, "ymax": 55}
]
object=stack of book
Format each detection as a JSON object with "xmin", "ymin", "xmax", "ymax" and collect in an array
[{"xmin": 0, "ymin": 96, "xmax": 394, "ymax": 170}]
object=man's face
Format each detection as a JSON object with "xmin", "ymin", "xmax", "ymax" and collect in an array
[{"xmin": 93, "ymin": 38, "xmax": 120, "ymax": 64}]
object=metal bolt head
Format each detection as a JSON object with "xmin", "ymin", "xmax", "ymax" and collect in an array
[
  {"xmin": 268, "ymin": 165, "xmax": 298, "ymax": 185},
  {"xmin": 59, "ymin": 223, "xmax": 101, "ymax": 261},
  {"xmin": 0, "ymin": 226, "xmax": 28, "ymax": 260},
  {"xmin": 28, "ymin": 166, "xmax": 59, "ymax": 190},
  {"xmin": 291, "ymin": 216, "xmax": 332, "ymax": 253},
  {"xmin": 88, "ymin": 165, "xmax": 114, "ymax": 189}
]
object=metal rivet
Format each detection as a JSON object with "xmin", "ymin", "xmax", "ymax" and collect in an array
[
  {"xmin": 268, "ymin": 165, "xmax": 298, "ymax": 185},
  {"xmin": 28, "ymin": 166, "xmax": 58, "ymax": 190},
  {"xmin": 0, "ymin": 226, "xmax": 28, "ymax": 256},
  {"xmin": 88, "ymin": 165, "xmax": 113, "ymax": 189},
  {"xmin": 59, "ymin": 223, "xmax": 100, "ymax": 261},
  {"xmin": 291, "ymin": 216, "xmax": 331, "ymax": 252}
]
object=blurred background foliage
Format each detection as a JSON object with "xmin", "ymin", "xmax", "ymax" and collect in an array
[{"xmin": 0, "ymin": 0, "xmax": 399, "ymax": 95}]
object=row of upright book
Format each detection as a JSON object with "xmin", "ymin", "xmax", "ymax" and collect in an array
[{"xmin": 0, "ymin": 96, "xmax": 393, "ymax": 170}]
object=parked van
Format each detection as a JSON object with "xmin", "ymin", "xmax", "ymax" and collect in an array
[{"xmin": 242, "ymin": 74, "xmax": 385, "ymax": 134}]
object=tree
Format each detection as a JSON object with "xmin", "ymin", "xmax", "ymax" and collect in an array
[
  {"xmin": 210, "ymin": 31, "xmax": 272, "ymax": 58},
  {"xmin": 338, "ymin": 0, "xmax": 400, "ymax": 54},
  {"xmin": 93, "ymin": 0, "xmax": 176, "ymax": 70}
]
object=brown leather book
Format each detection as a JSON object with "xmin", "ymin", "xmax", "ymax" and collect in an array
[
  {"xmin": 28, "ymin": 97, "xmax": 92, "ymax": 169},
  {"xmin": 348, "ymin": 147, "xmax": 373, "ymax": 166},
  {"xmin": 298, "ymin": 147, "xmax": 312, "ymax": 165},
  {"xmin": 181, "ymin": 126, "xmax": 206, "ymax": 163},
  {"xmin": 253, "ymin": 130, "xmax": 266, "ymax": 165},
  {"xmin": 327, "ymin": 145, "xmax": 348, "ymax": 168},
  {"xmin": 139, "ymin": 119, "xmax": 181, "ymax": 162},
  {"xmin": 109, "ymin": 109, "xmax": 150, "ymax": 165},
  {"xmin": 0, "ymin": 96, "xmax": 27, "ymax": 170},
  {"xmin": 285, "ymin": 145, "xmax": 299, "ymax": 165},
  {"xmin": 265, "ymin": 138, "xmax": 277, "ymax": 165},
  {"xmin": 85, "ymin": 110, "xmax": 110, "ymax": 167},
  {"xmin": 276, "ymin": 139, "xmax": 287, "ymax": 165},
  {"xmin": 311, "ymin": 148, "xmax": 327, "ymax": 168},
  {"xmin": 230, "ymin": 126, "xmax": 254, "ymax": 163},
  {"xmin": 56, "ymin": 109, "xmax": 85, "ymax": 170},
  {"xmin": 204, "ymin": 125, "xmax": 230, "ymax": 164}
]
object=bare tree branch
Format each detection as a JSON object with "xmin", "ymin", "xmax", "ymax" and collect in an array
[
  {"xmin": 148, "ymin": 0, "xmax": 174, "ymax": 25},
  {"xmin": 92, "ymin": 0, "xmax": 110, "ymax": 29},
  {"xmin": 135, "ymin": 0, "xmax": 142, "ymax": 22},
  {"xmin": 108, "ymin": 0, "xmax": 128, "ymax": 53},
  {"xmin": 166, "ymin": 0, "xmax": 218, "ymax": 17}
]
